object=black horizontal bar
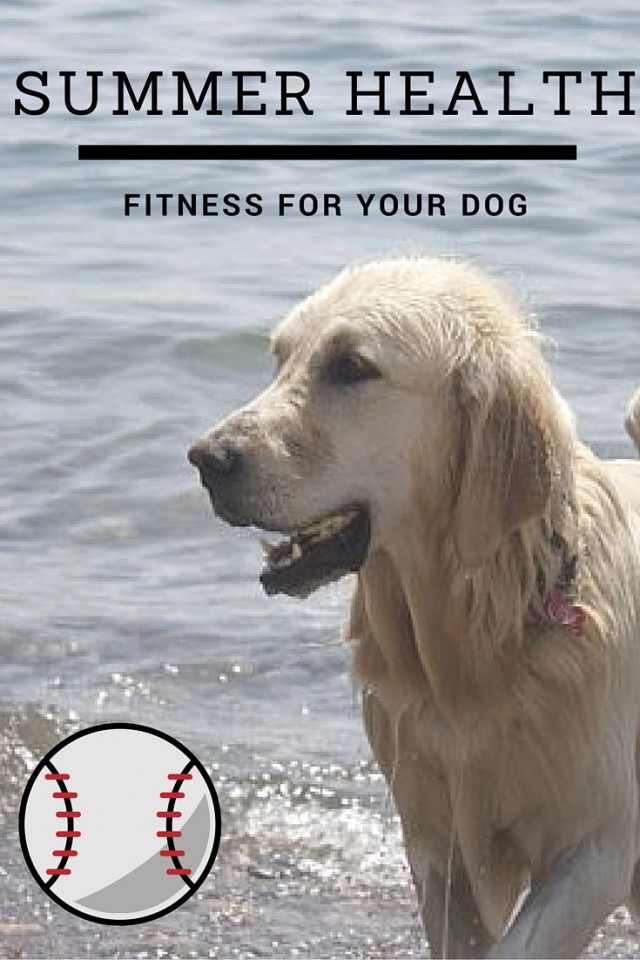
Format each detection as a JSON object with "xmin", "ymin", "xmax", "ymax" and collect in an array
[{"xmin": 78, "ymin": 143, "xmax": 577, "ymax": 162}]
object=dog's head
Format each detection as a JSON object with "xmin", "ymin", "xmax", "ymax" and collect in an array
[{"xmin": 189, "ymin": 257, "xmax": 565, "ymax": 597}]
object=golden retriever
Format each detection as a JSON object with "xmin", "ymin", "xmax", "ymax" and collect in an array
[{"xmin": 189, "ymin": 257, "xmax": 640, "ymax": 958}]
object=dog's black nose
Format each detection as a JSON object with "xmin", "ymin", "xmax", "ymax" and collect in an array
[{"xmin": 188, "ymin": 435, "xmax": 243, "ymax": 485}]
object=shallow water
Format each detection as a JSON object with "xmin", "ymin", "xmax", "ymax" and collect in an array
[{"xmin": 1, "ymin": 1, "xmax": 639, "ymax": 956}]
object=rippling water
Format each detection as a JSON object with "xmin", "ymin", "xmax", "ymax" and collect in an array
[{"xmin": 1, "ymin": 1, "xmax": 639, "ymax": 957}]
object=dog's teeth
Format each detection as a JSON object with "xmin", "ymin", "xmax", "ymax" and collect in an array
[
  {"xmin": 291, "ymin": 542, "xmax": 303, "ymax": 561},
  {"xmin": 260, "ymin": 537, "xmax": 276, "ymax": 557}
]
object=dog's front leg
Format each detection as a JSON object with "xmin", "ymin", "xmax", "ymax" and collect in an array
[
  {"xmin": 417, "ymin": 866, "xmax": 493, "ymax": 959},
  {"xmin": 489, "ymin": 836, "xmax": 632, "ymax": 959}
]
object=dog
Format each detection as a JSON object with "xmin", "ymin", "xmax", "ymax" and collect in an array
[{"xmin": 189, "ymin": 257, "xmax": 640, "ymax": 958}]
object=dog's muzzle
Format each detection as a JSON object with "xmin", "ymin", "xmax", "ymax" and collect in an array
[{"xmin": 188, "ymin": 434, "xmax": 243, "ymax": 490}]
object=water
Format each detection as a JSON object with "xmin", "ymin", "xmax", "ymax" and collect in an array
[{"xmin": 1, "ymin": 1, "xmax": 639, "ymax": 956}]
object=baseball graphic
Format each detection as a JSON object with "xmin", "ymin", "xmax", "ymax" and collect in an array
[{"xmin": 19, "ymin": 723, "xmax": 221, "ymax": 924}]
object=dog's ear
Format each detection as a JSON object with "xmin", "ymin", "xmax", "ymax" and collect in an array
[{"xmin": 452, "ymin": 360, "xmax": 552, "ymax": 567}]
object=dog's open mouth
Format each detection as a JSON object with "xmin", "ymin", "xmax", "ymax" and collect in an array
[{"xmin": 258, "ymin": 506, "xmax": 370, "ymax": 598}]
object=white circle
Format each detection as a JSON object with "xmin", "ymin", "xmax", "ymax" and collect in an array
[{"xmin": 20, "ymin": 723, "xmax": 221, "ymax": 924}]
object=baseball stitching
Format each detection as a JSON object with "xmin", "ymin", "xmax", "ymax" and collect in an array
[
  {"xmin": 43, "ymin": 761, "xmax": 81, "ymax": 887},
  {"xmin": 156, "ymin": 759, "xmax": 195, "ymax": 887}
]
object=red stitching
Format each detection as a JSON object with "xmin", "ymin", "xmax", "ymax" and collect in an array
[
  {"xmin": 46, "ymin": 769, "xmax": 79, "ymax": 879},
  {"xmin": 158, "ymin": 770, "xmax": 192, "ymax": 878}
]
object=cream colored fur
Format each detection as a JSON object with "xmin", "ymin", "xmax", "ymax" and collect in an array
[{"xmin": 202, "ymin": 258, "xmax": 640, "ymax": 958}]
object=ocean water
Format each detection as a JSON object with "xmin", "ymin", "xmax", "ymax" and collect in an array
[{"xmin": 1, "ymin": 1, "xmax": 639, "ymax": 957}]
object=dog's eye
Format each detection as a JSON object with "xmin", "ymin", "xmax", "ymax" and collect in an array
[{"xmin": 325, "ymin": 353, "xmax": 381, "ymax": 386}]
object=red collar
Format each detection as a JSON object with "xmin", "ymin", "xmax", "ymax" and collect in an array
[
  {"xmin": 536, "ymin": 532, "xmax": 585, "ymax": 637},
  {"xmin": 545, "ymin": 586, "xmax": 586, "ymax": 637}
]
